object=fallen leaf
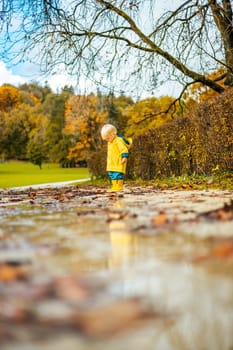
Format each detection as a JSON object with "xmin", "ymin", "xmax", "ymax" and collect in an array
[
  {"xmin": 151, "ymin": 212, "xmax": 169, "ymax": 226},
  {"xmin": 191, "ymin": 241, "xmax": 233, "ymax": 263},
  {"xmin": 198, "ymin": 200, "xmax": 233, "ymax": 221},
  {"xmin": 211, "ymin": 242, "xmax": 233, "ymax": 259},
  {"xmin": 182, "ymin": 184, "xmax": 192, "ymax": 189},
  {"xmin": 0, "ymin": 264, "xmax": 29, "ymax": 282}
]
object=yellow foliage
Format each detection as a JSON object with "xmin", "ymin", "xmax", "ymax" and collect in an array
[
  {"xmin": 0, "ymin": 85, "xmax": 20, "ymax": 111},
  {"xmin": 124, "ymin": 96, "xmax": 178, "ymax": 136},
  {"xmin": 212, "ymin": 164, "xmax": 220, "ymax": 172}
]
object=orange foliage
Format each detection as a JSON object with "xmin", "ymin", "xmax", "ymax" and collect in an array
[
  {"xmin": 0, "ymin": 85, "xmax": 20, "ymax": 111},
  {"xmin": 64, "ymin": 95, "xmax": 108, "ymax": 161}
]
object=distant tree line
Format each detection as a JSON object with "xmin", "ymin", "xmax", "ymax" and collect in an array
[
  {"xmin": 0, "ymin": 82, "xmax": 177, "ymax": 168},
  {"xmin": 0, "ymin": 80, "xmax": 232, "ymax": 177},
  {"xmin": 0, "ymin": 83, "xmax": 73, "ymax": 168}
]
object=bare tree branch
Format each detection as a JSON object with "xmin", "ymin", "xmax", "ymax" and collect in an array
[
  {"xmin": 134, "ymin": 81, "xmax": 195, "ymax": 125},
  {"xmin": 1, "ymin": 0, "xmax": 232, "ymax": 97}
]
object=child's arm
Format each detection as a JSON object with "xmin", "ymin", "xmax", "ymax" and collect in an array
[{"xmin": 116, "ymin": 137, "xmax": 129, "ymax": 163}]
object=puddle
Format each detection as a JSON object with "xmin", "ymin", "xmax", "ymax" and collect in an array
[{"xmin": 0, "ymin": 188, "xmax": 233, "ymax": 350}]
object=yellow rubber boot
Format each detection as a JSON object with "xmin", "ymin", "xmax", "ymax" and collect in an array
[
  {"xmin": 116, "ymin": 179, "xmax": 124, "ymax": 191},
  {"xmin": 107, "ymin": 180, "xmax": 118, "ymax": 192}
]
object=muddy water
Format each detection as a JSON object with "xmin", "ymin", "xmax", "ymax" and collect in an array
[{"xmin": 0, "ymin": 188, "xmax": 233, "ymax": 350}]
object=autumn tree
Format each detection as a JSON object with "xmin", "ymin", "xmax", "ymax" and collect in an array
[
  {"xmin": 0, "ymin": 85, "xmax": 20, "ymax": 112},
  {"xmin": 16, "ymin": 82, "xmax": 71, "ymax": 165},
  {"xmin": 1, "ymin": 1, "xmax": 232, "ymax": 104},
  {"xmin": 0, "ymin": 83, "xmax": 51, "ymax": 162},
  {"xmin": 0, "ymin": 107, "xmax": 31, "ymax": 160},
  {"xmin": 0, "ymin": 86, "xmax": 26, "ymax": 159},
  {"xmin": 64, "ymin": 94, "xmax": 108, "ymax": 162}
]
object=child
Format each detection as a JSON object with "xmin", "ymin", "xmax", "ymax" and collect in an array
[{"xmin": 101, "ymin": 124, "xmax": 130, "ymax": 192}]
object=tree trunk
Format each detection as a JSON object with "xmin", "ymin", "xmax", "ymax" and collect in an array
[{"xmin": 210, "ymin": 0, "xmax": 233, "ymax": 85}]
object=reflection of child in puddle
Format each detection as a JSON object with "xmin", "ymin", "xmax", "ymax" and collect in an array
[{"xmin": 108, "ymin": 203, "xmax": 138, "ymax": 269}]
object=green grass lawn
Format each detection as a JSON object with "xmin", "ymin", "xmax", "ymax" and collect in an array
[{"xmin": 0, "ymin": 161, "xmax": 90, "ymax": 188}]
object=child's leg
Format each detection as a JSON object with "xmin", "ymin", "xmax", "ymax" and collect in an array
[{"xmin": 107, "ymin": 172, "xmax": 124, "ymax": 192}]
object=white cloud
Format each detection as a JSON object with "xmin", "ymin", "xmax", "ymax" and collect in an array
[
  {"xmin": 44, "ymin": 73, "xmax": 79, "ymax": 93},
  {"xmin": 0, "ymin": 61, "xmax": 97, "ymax": 94},
  {"xmin": 0, "ymin": 61, "xmax": 70, "ymax": 91},
  {"xmin": 0, "ymin": 61, "xmax": 27, "ymax": 86}
]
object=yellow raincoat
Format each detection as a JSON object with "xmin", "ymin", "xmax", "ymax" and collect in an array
[{"xmin": 106, "ymin": 136, "xmax": 129, "ymax": 174}]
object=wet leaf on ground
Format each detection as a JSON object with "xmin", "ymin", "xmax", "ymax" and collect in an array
[
  {"xmin": 190, "ymin": 239, "xmax": 233, "ymax": 263},
  {"xmin": 0, "ymin": 264, "xmax": 30, "ymax": 282},
  {"xmin": 197, "ymin": 200, "xmax": 233, "ymax": 221}
]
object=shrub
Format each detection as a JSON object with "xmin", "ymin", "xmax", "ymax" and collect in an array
[{"xmin": 129, "ymin": 88, "xmax": 233, "ymax": 179}]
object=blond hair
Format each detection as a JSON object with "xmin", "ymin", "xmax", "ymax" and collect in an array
[{"xmin": 101, "ymin": 124, "xmax": 117, "ymax": 139}]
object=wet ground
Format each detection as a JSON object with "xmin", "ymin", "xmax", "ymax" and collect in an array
[{"xmin": 0, "ymin": 185, "xmax": 233, "ymax": 350}]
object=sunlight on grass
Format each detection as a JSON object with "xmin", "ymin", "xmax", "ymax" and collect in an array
[{"xmin": 0, "ymin": 161, "xmax": 90, "ymax": 188}]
